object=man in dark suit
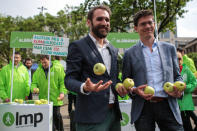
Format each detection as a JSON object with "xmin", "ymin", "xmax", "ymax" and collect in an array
[
  {"xmin": 116, "ymin": 10, "xmax": 185, "ymax": 131},
  {"xmin": 65, "ymin": 5, "xmax": 121, "ymax": 131}
]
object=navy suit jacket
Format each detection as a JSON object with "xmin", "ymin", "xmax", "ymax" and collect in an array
[
  {"xmin": 123, "ymin": 41, "xmax": 183, "ymax": 124},
  {"xmin": 65, "ymin": 35, "xmax": 121, "ymax": 123}
]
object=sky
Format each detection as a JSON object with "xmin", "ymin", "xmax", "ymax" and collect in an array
[{"xmin": 0, "ymin": 0, "xmax": 196, "ymax": 37}]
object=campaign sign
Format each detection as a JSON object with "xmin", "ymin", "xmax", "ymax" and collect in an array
[
  {"xmin": 0, "ymin": 103, "xmax": 53, "ymax": 131},
  {"xmin": 32, "ymin": 35, "xmax": 69, "ymax": 56}
]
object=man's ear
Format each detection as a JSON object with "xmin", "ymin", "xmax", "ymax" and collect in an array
[
  {"xmin": 134, "ymin": 26, "xmax": 138, "ymax": 33},
  {"xmin": 87, "ymin": 19, "xmax": 91, "ymax": 27}
]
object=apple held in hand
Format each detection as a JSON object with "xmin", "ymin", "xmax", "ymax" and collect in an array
[
  {"xmin": 115, "ymin": 83, "xmax": 123, "ymax": 90},
  {"xmin": 174, "ymin": 81, "xmax": 185, "ymax": 91},
  {"xmin": 144, "ymin": 86, "xmax": 155, "ymax": 95},
  {"xmin": 123, "ymin": 78, "xmax": 134, "ymax": 89},
  {"xmin": 163, "ymin": 82, "xmax": 174, "ymax": 92},
  {"xmin": 34, "ymin": 88, "xmax": 39, "ymax": 94},
  {"xmin": 93, "ymin": 63, "xmax": 106, "ymax": 75}
]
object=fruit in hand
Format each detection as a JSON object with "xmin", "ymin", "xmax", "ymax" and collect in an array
[
  {"xmin": 115, "ymin": 83, "xmax": 123, "ymax": 90},
  {"xmin": 144, "ymin": 86, "xmax": 155, "ymax": 95},
  {"xmin": 163, "ymin": 82, "xmax": 174, "ymax": 92},
  {"xmin": 123, "ymin": 78, "xmax": 134, "ymax": 89},
  {"xmin": 93, "ymin": 63, "xmax": 106, "ymax": 75},
  {"xmin": 34, "ymin": 100, "xmax": 42, "ymax": 105},
  {"xmin": 34, "ymin": 88, "xmax": 39, "ymax": 93},
  {"xmin": 174, "ymin": 81, "xmax": 185, "ymax": 91},
  {"xmin": 57, "ymin": 97, "xmax": 61, "ymax": 101}
]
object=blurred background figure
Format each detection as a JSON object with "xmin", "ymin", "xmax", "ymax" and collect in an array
[
  {"xmin": 24, "ymin": 57, "xmax": 36, "ymax": 100},
  {"xmin": 31, "ymin": 55, "xmax": 66, "ymax": 131},
  {"xmin": 177, "ymin": 51, "xmax": 197, "ymax": 131},
  {"xmin": 0, "ymin": 52, "xmax": 30, "ymax": 102}
]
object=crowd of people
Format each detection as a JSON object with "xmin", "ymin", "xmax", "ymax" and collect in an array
[{"xmin": 0, "ymin": 5, "xmax": 197, "ymax": 131}]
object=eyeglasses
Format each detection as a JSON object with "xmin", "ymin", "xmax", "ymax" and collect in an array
[{"xmin": 139, "ymin": 21, "xmax": 154, "ymax": 27}]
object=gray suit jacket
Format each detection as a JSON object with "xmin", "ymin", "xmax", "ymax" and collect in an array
[
  {"xmin": 65, "ymin": 35, "xmax": 121, "ymax": 123},
  {"xmin": 122, "ymin": 41, "xmax": 183, "ymax": 124}
]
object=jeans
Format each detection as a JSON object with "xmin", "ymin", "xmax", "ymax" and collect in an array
[{"xmin": 135, "ymin": 100, "xmax": 184, "ymax": 131}]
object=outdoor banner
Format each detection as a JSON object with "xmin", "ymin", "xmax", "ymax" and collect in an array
[
  {"xmin": 10, "ymin": 32, "xmax": 53, "ymax": 48},
  {"xmin": 107, "ymin": 33, "xmax": 139, "ymax": 48},
  {"xmin": 119, "ymin": 100, "xmax": 160, "ymax": 131},
  {"xmin": 0, "ymin": 103, "xmax": 53, "ymax": 131},
  {"xmin": 32, "ymin": 35, "xmax": 69, "ymax": 56}
]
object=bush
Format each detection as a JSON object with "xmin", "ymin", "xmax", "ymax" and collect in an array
[{"xmin": 187, "ymin": 52, "xmax": 197, "ymax": 70}]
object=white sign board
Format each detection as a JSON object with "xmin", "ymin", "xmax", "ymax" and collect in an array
[
  {"xmin": 32, "ymin": 35, "xmax": 69, "ymax": 56},
  {"xmin": 0, "ymin": 103, "xmax": 53, "ymax": 131}
]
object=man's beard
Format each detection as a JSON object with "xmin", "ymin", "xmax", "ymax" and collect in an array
[{"xmin": 91, "ymin": 23, "xmax": 110, "ymax": 39}]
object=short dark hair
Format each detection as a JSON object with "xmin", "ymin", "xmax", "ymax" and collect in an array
[
  {"xmin": 15, "ymin": 51, "xmax": 21, "ymax": 55},
  {"xmin": 40, "ymin": 55, "xmax": 49, "ymax": 60},
  {"xmin": 133, "ymin": 10, "xmax": 153, "ymax": 26},
  {"xmin": 25, "ymin": 57, "xmax": 32, "ymax": 63},
  {"xmin": 54, "ymin": 56, "xmax": 61, "ymax": 60},
  {"xmin": 87, "ymin": 5, "xmax": 111, "ymax": 21},
  {"xmin": 177, "ymin": 47, "xmax": 185, "ymax": 53}
]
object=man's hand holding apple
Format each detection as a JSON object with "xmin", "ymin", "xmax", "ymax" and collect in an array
[
  {"xmin": 83, "ymin": 78, "xmax": 112, "ymax": 92},
  {"xmin": 115, "ymin": 83, "xmax": 130, "ymax": 97},
  {"xmin": 165, "ymin": 85, "xmax": 186, "ymax": 98},
  {"xmin": 133, "ymin": 85, "xmax": 153, "ymax": 100}
]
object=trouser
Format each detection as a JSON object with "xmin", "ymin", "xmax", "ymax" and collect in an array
[
  {"xmin": 53, "ymin": 106, "xmax": 64, "ymax": 131},
  {"xmin": 68, "ymin": 93, "xmax": 76, "ymax": 115},
  {"xmin": 76, "ymin": 108, "xmax": 121, "ymax": 131},
  {"xmin": 135, "ymin": 100, "xmax": 184, "ymax": 131},
  {"xmin": 181, "ymin": 111, "xmax": 193, "ymax": 131}
]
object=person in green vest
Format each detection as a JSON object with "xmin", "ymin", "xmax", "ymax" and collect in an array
[
  {"xmin": 31, "ymin": 55, "xmax": 66, "ymax": 131},
  {"xmin": 0, "ymin": 52, "xmax": 30, "ymax": 102},
  {"xmin": 177, "ymin": 52, "xmax": 197, "ymax": 131},
  {"xmin": 177, "ymin": 47, "xmax": 196, "ymax": 73}
]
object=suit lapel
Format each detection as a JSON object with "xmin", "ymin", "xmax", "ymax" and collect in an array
[
  {"xmin": 107, "ymin": 44, "xmax": 115, "ymax": 77},
  {"xmin": 134, "ymin": 42, "xmax": 146, "ymax": 72},
  {"xmin": 84, "ymin": 35, "xmax": 105, "ymax": 63},
  {"xmin": 157, "ymin": 42, "xmax": 167, "ymax": 81}
]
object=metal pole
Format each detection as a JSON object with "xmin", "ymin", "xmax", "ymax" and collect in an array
[
  {"xmin": 48, "ymin": 55, "xmax": 51, "ymax": 104},
  {"xmin": 10, "ymin": 48, "xmax": 15, "ymax": 102},
  {"xmin": 154, "ymin": 0, "xmax": 159, "ymax": 42}
]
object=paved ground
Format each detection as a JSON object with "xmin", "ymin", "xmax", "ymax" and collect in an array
[{"xmin": 60, "ymin": 97, "xmax": 197, "ymax": 131}]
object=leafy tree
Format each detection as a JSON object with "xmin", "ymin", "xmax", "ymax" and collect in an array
[{"xmin": 106, "ymin": 0, "xmax": 191, "ymax": 34}]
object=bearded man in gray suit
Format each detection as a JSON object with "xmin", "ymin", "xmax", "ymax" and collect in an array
[{"xmin": 116, "ymin": 10, "xmax": 185, "ymax": 131}]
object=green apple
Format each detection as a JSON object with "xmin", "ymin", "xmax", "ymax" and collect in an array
[
  {"xmin": 144, "ymin": 86, "xmax": 155, "ymax": 95},
  {"xmin": 174, "ymin": 81, "xmax": 185, "ymax": 91},
  {"xmin": 18, "ymin": 99, "xmax": 24, "ymax": 104},
  {"xmin": 115, "ymin": 83, "xmax": 123, "ymax": 90},
  {"xmin": 40, "ymin": 99, "xmax": 48, "ymax": 104},
  {"xmin": 123, "ymin": 78, "xmax": 134, "ymax": 89},
  {"xmin": 14, "ymin": 99, "xmax": 19, "ymax": 103},
  {"xmin": 163, "ymin": 82, "xmax": 174, "ymax": 92},
  {"xmin": 34, "ymin": 100, "xmax": 42, "ymax": 105},
  {"xmin": 93, "ymin": 63, "xmax": 106, "ymax": 75},
  {"xmin": 36, "ymin": 88, "xmax": 39, "ymax": 93},
  {"xmin": 57, "ymin": 97, "xmax": 61, "ymax": 101}
]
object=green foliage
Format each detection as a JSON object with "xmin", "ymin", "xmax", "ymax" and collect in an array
[{"xmin": 187, "ymin": 52, "xmax": 197, "ymax": 69}]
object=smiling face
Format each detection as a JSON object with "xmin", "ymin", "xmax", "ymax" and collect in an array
[
  {"xmin": 11, "ymin": 54, "xmax": 21, "ymax": 66},
  {"xmin": 87, "ymin": 9, "xmax": 110, "ymax": 39},
  {"xmin": 134, "ymin": 15, "xmax": 155, "ymax": 40}
]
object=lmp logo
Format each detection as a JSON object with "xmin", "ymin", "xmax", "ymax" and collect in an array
[
  {"xmin": 121, "ymin": 112, "xmax": 129, "ymax": 126},
  {"xmin": 3, "ymin": 112, "xmax": 15, "ymax": 127}
]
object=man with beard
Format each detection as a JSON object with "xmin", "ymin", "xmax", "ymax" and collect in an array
[
  {"xmin": 65, "ymin": 5, "xmax": 121, "ymax": 131},
  {"xmin": 24, "ymin": 57, "xmax": 35, "ymax": 100}
]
